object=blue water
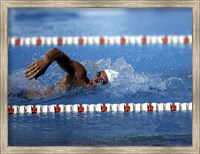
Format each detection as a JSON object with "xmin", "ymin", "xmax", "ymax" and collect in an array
[
  {"xmin": 9, "ymin": 112, "xmax": 192, "ymax": 146},
  {"xmin": 8, "ymin": 8, "xmax": 192, "ymax": 146}
]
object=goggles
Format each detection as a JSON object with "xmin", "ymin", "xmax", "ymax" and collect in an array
[{"xmin": 96, "ymin": 71, "xmax": 106, "ymax": 84}]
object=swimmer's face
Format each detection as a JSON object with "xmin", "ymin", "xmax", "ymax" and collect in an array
[{"xmin": 92, "ymin": 71, "xmax": 109, "ymax": 85}]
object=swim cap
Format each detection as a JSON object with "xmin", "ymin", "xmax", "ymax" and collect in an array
[{"xmin": 104, "ymin": 69, "xmax": 119, "ymax": 82}]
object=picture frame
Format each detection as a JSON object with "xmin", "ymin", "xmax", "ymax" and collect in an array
[{"xmin": 0, "ymin": 0, "xmax": 199, "ymax": 153}]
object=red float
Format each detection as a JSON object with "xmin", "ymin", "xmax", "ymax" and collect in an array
[
  {"xmin": 171, "ymin": 104, "xmax": 176, "ymax": 111},
  {"xmin": 148, "ymin": 105, "xmax": 153, "ymax": 111},
  {"xmin": 184, "ymin": 37, "xmax": 189, "ymax": 44},
  {"xmin": 78, "ymin": 38, "xmax": 84, "ymax": 45},
  {"xmin": 78, "ymin": 106, "xmax": 84, "ymax": 112},
  {"xmin": 36, "ymin": 38, "xmax": 42, "ymax": 45},
  {"xmin": 101, "ymin": 106, "xmax": 107, "ymax": 112},
  {"xmin": 9, "ymin": 107, "xmax": 14, "ymax": 114},
  {"xmin": 124, "ymin": 105, "xmax": 130, "ymax": 112},
  {"xmin": 121, "ymin": 37, "xmax": 126, "ymax": 44},
  {"xmin": 100, "ymin": 38, "xmax": 105, "ymax": 45},
  {"xmin": 32, "ymin": 107, "xmax": 37, "ymax": 114},
  {"xmin": 141, "ymin": 37, "xmax": 147, "ymax": 44},
  {"xmin": 15, "ymin": 39, "xmax": 20, "ymax": 46},
  {"xmin": 162, "ymin": 37, "xmax": 168, "ymax": 44},
  {"xmin": 55, "ymin": 106, "xmax": 61, "ymax": 113},
  {"xmin": 57, "ymin": 38, "xmax": 63, "ymax": 45}
]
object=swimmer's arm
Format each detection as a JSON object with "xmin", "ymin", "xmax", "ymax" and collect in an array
[
  {"xmin": 25, "ymin": 48, "xmax": 75, "ymax": 80},
  {"xmin": 45, "ymin": 48, "xmax": 75, "ymax": 77},
  {"xmin": 48, "ymin": 50, "xmax": 89, "ymax": 85},
  {"xmin": 26, "ymin": 76, "xmax": 69, "ymax": 99},
  {"xmin": 73, "ymin": 61, "xmax": 90, "ymax": 86}
]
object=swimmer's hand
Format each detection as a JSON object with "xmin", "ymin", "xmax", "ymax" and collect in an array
[{"xmin": 25, "ymin": 57, "xmax": 51, "ymax": 80}]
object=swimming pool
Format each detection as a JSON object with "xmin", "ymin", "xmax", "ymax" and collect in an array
[{"xmin": 8, "ymin": 8, "xmax": 192, "ymax": 146}]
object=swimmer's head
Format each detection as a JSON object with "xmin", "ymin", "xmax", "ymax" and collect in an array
[
  {"xmin": 91, "ymin": 69, "xmax": 119, "ymax": 86},
  {"xmin": 104, "ymin": 69, "xmax": 119, "ymax": 82}
]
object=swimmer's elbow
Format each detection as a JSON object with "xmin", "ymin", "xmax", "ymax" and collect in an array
[
  {"xmin": 45, "ymin": 48, "xmax": 64, "ymax": 63},
  {"xmin": 50, "ymin": 47, "xmax": 59, "ymax": 52}
]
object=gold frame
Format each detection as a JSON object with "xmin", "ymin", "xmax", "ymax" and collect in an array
[{"xmin": 1, "ymin": 0, "xmax": 199, "ymax": 154}]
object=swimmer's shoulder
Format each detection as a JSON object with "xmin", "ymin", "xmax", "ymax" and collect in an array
[{"xmin": 72, "ymin": 60, "xmax": 86, "ymax": 70}]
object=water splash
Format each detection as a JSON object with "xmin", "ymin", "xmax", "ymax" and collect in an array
[
  {"xmin": 82, "ymin": 58, "xmax": 168, "ymax": 98},
  {"xmin": 8, "ymin": 69, "xmax": 48, "ymax": 93},
  {"xmin": 8, "ymin": 58, "xmax": 183, "ymax": 103}
]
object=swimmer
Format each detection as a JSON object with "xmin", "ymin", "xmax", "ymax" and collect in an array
[{"xmin": 25, "ymin": 48, "xmax": 119, "ymax": 99}]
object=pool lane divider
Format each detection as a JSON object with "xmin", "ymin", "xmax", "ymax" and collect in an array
[
  {"xmin": 8, "ymin": 102, "xmax": 192, "ymax": 114},
  {"xmin": 9, "ymin": 35, "xmax": 192, "ymax": 46}
]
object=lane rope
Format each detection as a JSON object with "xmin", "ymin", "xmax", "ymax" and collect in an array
[
  {"xmin": 8, "ymin": 102, "xmax": 192, "ymax": 114},
  {"xmin": 9, "ymin": 35, "xmax": 192, "ymax": 46}
]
